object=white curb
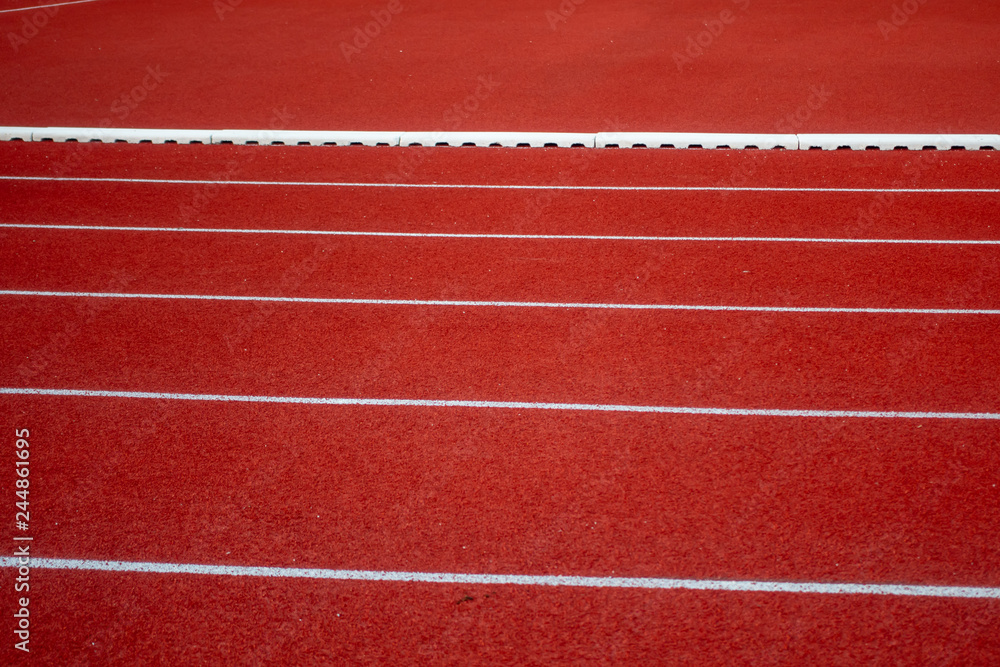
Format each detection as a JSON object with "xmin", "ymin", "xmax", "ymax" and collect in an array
[{"xmin": 2, "ymin": 127, "xmax": 998, "ymax": 150}]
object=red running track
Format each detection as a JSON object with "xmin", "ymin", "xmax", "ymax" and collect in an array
[
  {"xmin": 2, "ymin": 396, "xmax": 997, "ymax": 584},
  {"xmin": 1, "ymin": 141, "xmax": 999, "ymax": 663},
  {"xmin": 20, "ymin": 569, "xmax": 1000, "ymax": 664},
  {"xmin": 4, "ymin": 298, "xmax": 1000, "ymax": 412},
  {"xmin": 1, "ymin": 0, "xmax": 999, "ymax": 132},
  {"xmin": 3, "ymin": 229, "xmax": 1000, "ymax": 309}
]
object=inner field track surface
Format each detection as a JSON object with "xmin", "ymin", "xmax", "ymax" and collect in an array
[
  {"xmin": 1, "ymin": 0, "xmax": 999, "ymax": 133},
  {"xmin": 2, "ymin": 140, "xmax": 1000, "ymax": 664}
]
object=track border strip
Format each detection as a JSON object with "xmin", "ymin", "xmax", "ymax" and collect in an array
[{"xmin": 1, "ymin": 127, "xmax": 998, "ymax": 150}]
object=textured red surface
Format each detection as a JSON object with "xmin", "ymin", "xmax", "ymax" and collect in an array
[
  {"xmin": 2, "ymin": 142, "xmax": 999, "ymax": 663},
  {"xmin": 3, "ymin": 397, "xmax": 999, "ymax": 585},
  {"xmin": 2, "ymin": 141, "xmax": 999, "ymax": 242},
  {"xmin": 5, "ymin": 229, "xmax": 1000, "ymax": 309},
  {"xmin": 1, "ymin": 0, "xmax": 999, "ymax": 132},
  {"xmin": 4, "ymin": 139, "xmax": 999, "ymax": 187},
  {"xmin": 3, "ymin": 570, "xmax": 999, "ymax": 665},
  {"xmin": 4, "ymin": 299, "xmax": 1000, "ymax": 412}
]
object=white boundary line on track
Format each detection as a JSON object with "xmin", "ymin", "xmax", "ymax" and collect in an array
[
  {"xmin": 0, "ymin": 557, "xmax": 997, "ymax": 599},
  {"xmin": 0, "ymin": 0, "xmax": 104, "ymax": 14},
  {"xmin": 2, "ymin": 388, "xmax": 998, "ymax": 420},
  {"xmin": 1, "ymin": 127, "xmax": 999, "ymax": 150},
  {"xmin": 2, "ymin": 290, "xmax": 999, "ymax": 315},
  {"xmin": 0, "ymin": 175, "xmax": 997, "ymax": 192},
  {"xmin": 2, "ymin": 223, "xmax": 999, "ymax": 245}
]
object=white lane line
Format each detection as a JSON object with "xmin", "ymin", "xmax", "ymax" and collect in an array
[
  {"xmin": 2, "ymin": 223, "xmax": 999, "ymax": 245},
  {"xmin": 0, "ymin": 0, "xmax": 104, "ymax": 13},
  {"xmin": 0, "ymin": 557, "xmax": 996, "ymax": 599},
  {"xmin": 1, "ymin": 290, "xmax": 998, "ymax": 315},
  {"xmin": 0, "ymin": 175, "xmax": 997, "ymax": 193},
  {"xmin": 1, "ymin": 388, "xmax": 997, "ymax": 420}
]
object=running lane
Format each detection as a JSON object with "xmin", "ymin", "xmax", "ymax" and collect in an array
[
  {"xmin": 10, "ymin": 569, "xmax": 1000, "ymax": 664},
  {"xmin": 4, "ymin": 298, "xmax": 1000, "ymax": 412},
  {"xmin": 2, "ymin": 396, "xmax": 998, "ymax": 583},
  {"xmin": 1, "ymin": 141, "xmax": 998, "ymax": 242},
  {"xmin": 2, "ymin": 141, "xmax": 999, "ymax": 664},
  {"xmin": 0, "ymin": 397, "xmax": 998, "ymax": 663},
  {"xmin": 0, "ymin": 0, "xmax": 998, "ymax": 132},
  {"xmin": 3, "ymin": 230, "xmax": 1000, "ymax": 310}
]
